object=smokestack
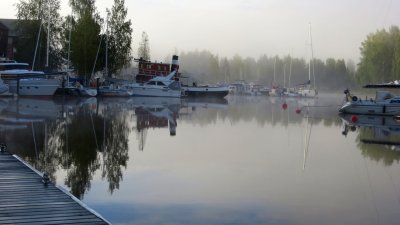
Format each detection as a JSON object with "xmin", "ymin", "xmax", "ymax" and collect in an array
[{"xmin": 171, "ymin": 55, "xmax": 179, "ymax": 72}]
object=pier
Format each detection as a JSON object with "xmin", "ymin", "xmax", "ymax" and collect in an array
[{"xmin": 0, "ymin": 150, "xmax": 110, "ymax": 225}]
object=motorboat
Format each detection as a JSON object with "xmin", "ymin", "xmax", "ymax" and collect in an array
[
  {"xmin": 182, "ymin": 84, "xmax": 229, "ymax": 98},
  {"xmin": 0, "ymin": 62, "xmax": 60, "ymax": 96},
  {"xmin": 126, "ymin": 70, "xmax": 183, "ymax": 98},
  {"xmin": 339, "ymin": 89, "xmax": 400, "ymax": 115}
]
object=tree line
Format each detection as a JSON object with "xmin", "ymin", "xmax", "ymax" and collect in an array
[{"xmin": 177, "ymin": 50, "xmax": 356, "ymax": 91}]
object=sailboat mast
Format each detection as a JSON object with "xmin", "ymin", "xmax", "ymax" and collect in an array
[
  {"xmin": 67, "ymin": 10, "xmax": 72, "ymax": 84},
  {"xmin": 309, "ymin": 23, "xmax": 316, "ymax": 89},
  {"xmin": 289, "ymin": 56, "xmax": 292, "ymax": 88},
  {"xmin": 46, "ymin": 2, "xmax": 51, "ymax": 68},
  {"xmin": 283, "ymin": 64, "xmax": 286, "ymax": 88},
  {"xmin": 105, "ymin": 13, "xmax": 109, "ymax": 77},
  {"xmin": 308, "ymin": 23, "xmax": 312, "ymax": 83},
  {"xmin": 273, "ymin": 56, "xmax": 276, "ymax": 85}
]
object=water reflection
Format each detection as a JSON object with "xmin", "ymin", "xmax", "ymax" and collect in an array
[
  {"xmin": 2, "ymin": 95, "xmax": 400, "ymax": 225},
  {"xmin": 341, "ymin": 114, "xmax": 400, "ymax": 165}
]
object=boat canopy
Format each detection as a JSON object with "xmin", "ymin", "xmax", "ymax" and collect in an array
[{"xmin": 376, "ymin": 91, "xmax": 395, "ymax": 101}]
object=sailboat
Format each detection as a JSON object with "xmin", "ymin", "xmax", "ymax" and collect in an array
[
  {"xmin": 297, "ymin": 23, "xmax": 317, "ymax": 98},
  {"xmin": 97, "ymin": 15, "xmax": 132, "ymax": 97},
  {"xmin": 55, "ymin": 11, "xmax": 97, "ymax": 97},
  {"xmin": 269, "ymin": 57, "xmax": 284, "ymax": 97}
]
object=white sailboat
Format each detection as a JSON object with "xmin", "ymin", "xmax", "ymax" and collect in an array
[{"xmin": 297, "ymin": 23, "xmax": 317, "ymax": 98}]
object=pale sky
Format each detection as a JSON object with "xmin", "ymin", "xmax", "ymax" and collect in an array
[{"xmin": 1, "ymin": 0, "xmax": 398, "ymax": 63}]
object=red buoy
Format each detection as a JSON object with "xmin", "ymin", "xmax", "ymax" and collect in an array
[
  {"xmin": 282, "ymin": 102, "xmax": 288, "ymax": 110},
  {"xmin": 351, "ymin": 115, "xmax": 358, "ymax": 123}
]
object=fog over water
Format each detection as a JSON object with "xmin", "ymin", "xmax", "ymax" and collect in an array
[{"xmin": 1, "ymin": 0, "xmax": 399, "ymax": 62}]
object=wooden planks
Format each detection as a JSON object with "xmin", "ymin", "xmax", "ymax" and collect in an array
[{"xmin": 0, "ymin": 152, "xmax": 110, "ymax": 225}]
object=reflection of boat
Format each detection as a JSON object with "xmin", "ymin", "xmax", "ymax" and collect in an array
[
  {"xmin": 339, "ymin": 89, "xmax": 400, "ymax": 115},
  {"xmin": 0, "ymin": 98, "xmax": 96, "ymax": 131},
  {"xmin": 340, "ymin": 114, "xmax": 400, "ymax": 148},
  {"xmin": 183, "ymin": 97, "xmax": 228, "ymax": 109}
]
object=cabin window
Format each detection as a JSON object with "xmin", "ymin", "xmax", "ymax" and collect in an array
[
  {"xmin": 157, "ymin": 82, "xmax": 166, "ymax": 86},
  {"xmin": 148, "ymin": 81, "xmax": 156, "ymax": 85},
  {"xmin": 390, "ymin": 99, "xmax": 400, "ymax": 103}
]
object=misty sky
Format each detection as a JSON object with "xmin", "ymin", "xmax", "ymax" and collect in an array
[{"xmin": 1, "ymin": 0, "xmax": 398, "ymax": 63}]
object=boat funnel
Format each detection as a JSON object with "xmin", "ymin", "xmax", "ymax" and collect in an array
[{"xmin": 171, "ymin": 55, "xmax": 179, "ymax": 72}]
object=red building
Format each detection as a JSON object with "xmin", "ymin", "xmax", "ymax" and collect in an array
[{"xmin": 135, "ymin": 55, "xmax": 180, "ymax": 83}]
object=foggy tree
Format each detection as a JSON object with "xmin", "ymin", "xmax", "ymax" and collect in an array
[
  {"xmin": 357, "ymin": 26, "xmax": 400, "ymax": 84},
  {"xmin": 137, "ymin": 31, "xmax": 150, "ymax": 61},
  {"xmin": 69, "ymin": 0, "xmax": 102, "ymax": 81},
  {"xmin": 107, "ymin": 0, "xmax": 132, "ymax": 77},
  {"xmin": 15, "ymin": 0, "xmax": 63, "ymax": 70}
]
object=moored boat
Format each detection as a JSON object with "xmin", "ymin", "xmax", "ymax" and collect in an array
[
  {"xmin": 182, "ymin": 84, "xmax": 229, "ymax": 98},
  {"xmin": 0, "ymin": 62, "xmax": 60, "ymax": 96},
  {"xmin": 126, "ymin": 70, "xmax": 182, "ymax": 98},
  {"xmin": 339, "ymin": 89, "xmax": 400, "ymax": 115}
]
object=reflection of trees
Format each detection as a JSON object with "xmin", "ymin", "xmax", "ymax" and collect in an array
[
  {"xmin": 2, "ymin": 100, "xmax": 131, "ymax": 199},
  {"xmin": 356, "ymin": 128, "xmax": 400, "ymax": 166},
  {"xmin": 100, "ymin": 107, "xmax": 130, "ymax": 194}
]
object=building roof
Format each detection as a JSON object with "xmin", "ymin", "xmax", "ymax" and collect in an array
[{"xmin": 0, "ymin": 19, "xmax": 18, "ymax": 36}]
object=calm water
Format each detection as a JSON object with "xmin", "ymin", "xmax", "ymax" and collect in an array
[{"xmin": 2, "ymin": 93, "xmax": 400, "ymax": 225}]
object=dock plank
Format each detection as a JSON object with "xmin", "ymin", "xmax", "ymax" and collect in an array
[{"xmin": 0, "ymin": 152, "xmax": 110, "ymax": 225}]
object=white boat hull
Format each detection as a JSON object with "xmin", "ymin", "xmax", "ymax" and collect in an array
[
  {"xmin": 131, "ymin": 86, "xmax": 181, "ymax": 98},
  {"xmin": 7, "ymin": 79, "xmax": 60, "ymax": 96},
  {"xmin": 339, "ymin": 101, "xmax": 400, "ymax": 115}
]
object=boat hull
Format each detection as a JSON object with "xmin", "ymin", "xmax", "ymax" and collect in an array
[
  {"xmin": 55, "ymin": 87, "xmax": 98, "ymax": 97},
  {"xmin": 7, "ymin": 79, "xmax": 60, "ymax": 96},
  {"xmin": 339, "ymin": 101, "xmax": 400, "ymax": 115},
  {"xmin": 130, "ymin": 86, "xmax": 181, "ymax": 98},
  {"xmin": 183, "ymin": 86, "xmax": 229, "ymax": 98}
]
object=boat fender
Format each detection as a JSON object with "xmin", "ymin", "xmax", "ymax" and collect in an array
[
  {"xmin": 383, "ymin": 105, "xmax": 386, "ymax": 113},
  {"xmin": 352, "ymin": 96, "xmax": 358, "ymax": 102},
  {"xmin": 282, "ymin": 102, "xmax": 288, "ymax": 110},
  {"xmin": 351, "ymin": 115, "xmax": 358, "ymax": 123}
]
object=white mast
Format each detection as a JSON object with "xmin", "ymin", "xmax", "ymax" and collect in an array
[
  {"xmin": 309, "ymin": 23, "xmax": 315, "ymax": 89},
  {"xmin": 67, "ymin": 9, "xmax": 73, "ymax": 84},
  {"xmin": 308, "ymin": 23, "xmax": 312, "ymax": 84},
  {"xmin": 45, "ymin": 2, "xmax": 51, "ymax": 68},
  {"xmin": 289, "ymin": 55, "xmax": 292, "ymax": 89},
  {"xmin": 273, "ymin": 56, "xmax": 276, "ymax": 85},
  {"xmin": 105, "ymin": 13, "xmax": 109, "ymax": 78},
  {"xmin": 283, "ymin": 64, "xmax": 286, "ymax": 88}
]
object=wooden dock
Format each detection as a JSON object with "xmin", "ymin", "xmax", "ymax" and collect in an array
[{"xmin": 0, "ymin": 151, "xmax": 110, "ymax": 225}]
